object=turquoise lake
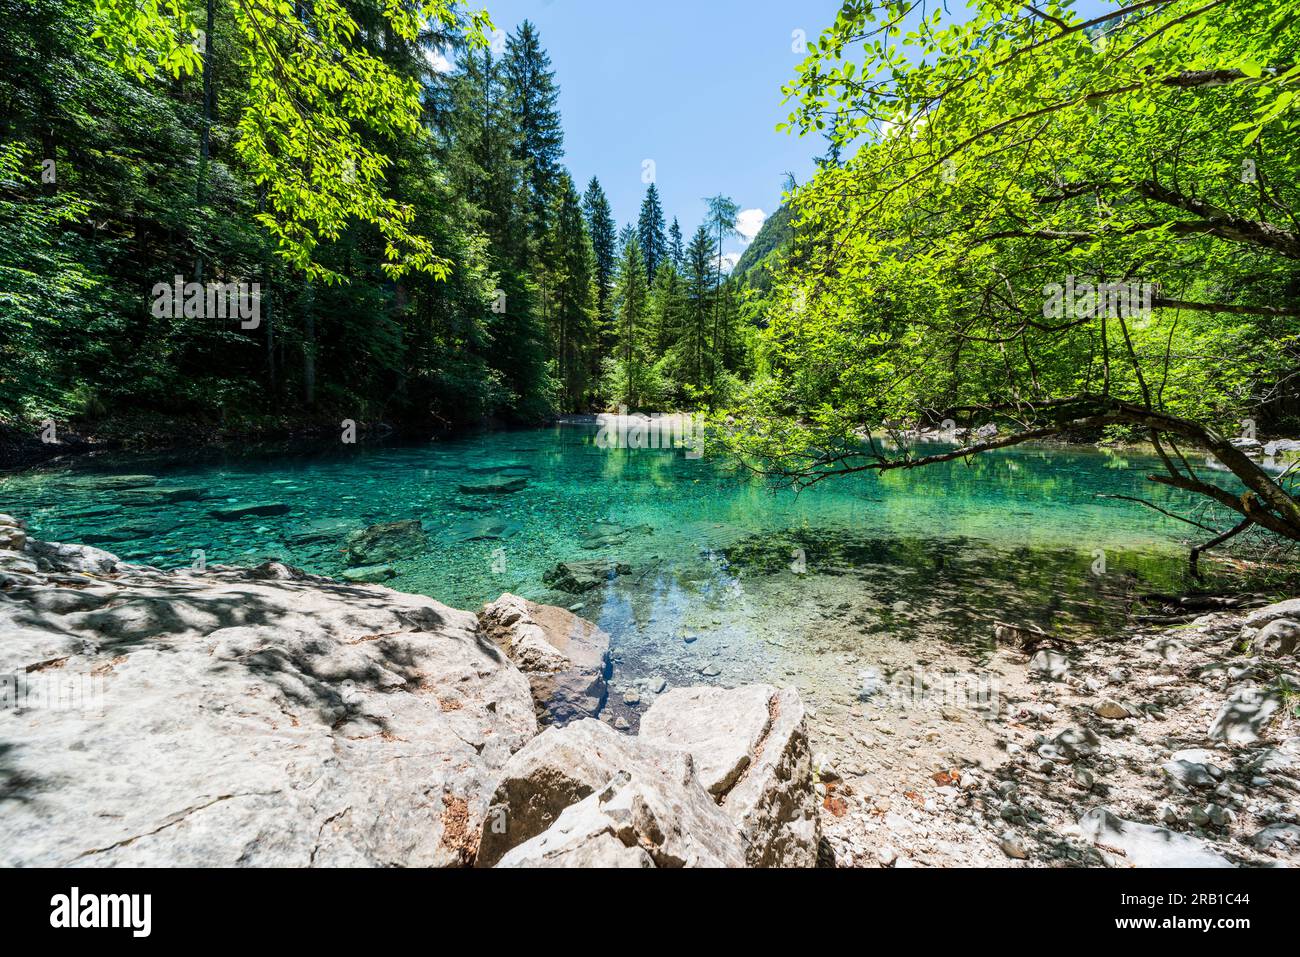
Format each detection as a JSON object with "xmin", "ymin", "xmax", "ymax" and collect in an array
[{"xmin": 0, "ymin": 424, "xmax": 1224, "ymax": 713}]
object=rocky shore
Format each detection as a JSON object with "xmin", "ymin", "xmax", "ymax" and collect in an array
[
  {"xmin": 813, "ymin": 598, "xmax": 1300, "ymax": 867},
  {"xmin": 2, "ymin": 511, "xmax": 1296, "ymax": 867},
  {"xmin": 0, "ymin": 514, "xmax": 818, "ymax": 867}
]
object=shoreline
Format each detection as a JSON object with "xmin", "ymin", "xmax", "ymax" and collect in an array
[{"xmin": 2, "ymin": 514, "xmax": 1296, "ymax": 867}]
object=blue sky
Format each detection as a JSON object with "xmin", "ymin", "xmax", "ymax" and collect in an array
[{"xmin": 476, "ymin": 0, "xmax": 844, "ymax": 264}]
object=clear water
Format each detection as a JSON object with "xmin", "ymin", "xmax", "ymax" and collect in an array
[{"xmin": 1, "ymin": 425, "xmax": 1226, "ymax": 710}]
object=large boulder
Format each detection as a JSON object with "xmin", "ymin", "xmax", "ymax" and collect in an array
[
  {"xmin": 495, "ymin": 749, "xmax": 746, "ymax": 868},
  {"xmin": 1242, "ymin": 598, "xmax": 1300, "ymax": 630},
  {"xmin": 1208, "ymin": 685, "xmax": 1284, "ymax": 745},
  {"xmin": 639, "ymin": 684, "xmax": 820, "ymax": 867},
  {"xmin": 479, "ymin": 593, "xmax": 611, "ymax": 724},
  {"xmin": 476, "ymin": 718, "xmax": 659, "ymax": 867},
  {"xmin": 0, "ymin": 539, "xmax": 537, "ymax": 867},
  {"xmin": 344, "ymin": 519, "xmax": 427, "ymax": 566}
]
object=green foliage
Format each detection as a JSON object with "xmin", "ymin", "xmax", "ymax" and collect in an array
[
  {"xmin": 92, "ymin": 0, "xmax": 490, "ymax": 282},
  {"xmin": 722, "ymin": 0, "xmax": 1300, "ymax": 551}
]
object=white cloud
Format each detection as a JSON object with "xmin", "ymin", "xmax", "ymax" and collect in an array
[
  {"xmin": 717, "ymin": 252, "xmax": 742, "ymax": 273},
  {"xmin": 424, "ymin": 45, "xmax": 454, "ymax": 74},
  {"xmin": 735, "ymin": 208, "xmax": 766, "ymax": 244}
]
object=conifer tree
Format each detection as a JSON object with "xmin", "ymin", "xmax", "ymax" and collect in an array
[
  {"xmin": 637, "ymin": 183, "xmax": 668, "ymax": 279},
  {"xmin": 668, "ymin": 217, "xmax": 685, "ymax": 271},
  {"xmin": 581, "ymin": 176, "xmax": 616, "ymax": 329},
  {"xmin": 505, "ymin": 20, "xmax": 564, "ymax": 244},
  {"xmin": 610, "ymin": 235, "xmax": 649, "ymax": 407}
]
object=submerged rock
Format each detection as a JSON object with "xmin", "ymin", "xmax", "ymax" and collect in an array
[
  {"xmin": 465, "ymin": 461, "xmax": 529, "ymax": 475},
  {"xmin": 447, "ymin": 518, "xmax": 520, "ymax": 542},
  {"xmin": 340, "ymin": 564, "xmax": 397, "ymax": 584},
  {"xmin": 579, "ymin": 521, "xmax": 652, "ymax": 550},
  {"xmin": 284, "ymin": 517, "xmax": 356, "ymax": 546},
  {"xmin": 73, "ymin": 474, "xmax": 158, "ymax": 491},
  {"xmin": 542, "ymin": 559, "xmax": 630, "ymax": 593},
  {"xmin": 80, "ymin": 522, "xmax": 178, "ymax": 544},
  {"xmin": 208, "ymin": 502, "xmax": 290, "ymax": 521},
  {"xmin": 458, "ymin": 476, "xmax": 528, "ymax": 494},
  {"xmin": 117, "ymin": 486, "xmax": 207, "ymax": 507},
  {"xmin": 344, "ymin": 519, "xmax": 427, "ymax": 566},
  {"xmin": 479, "ymin": 593, "xmax": 610, "ymax": 724}
]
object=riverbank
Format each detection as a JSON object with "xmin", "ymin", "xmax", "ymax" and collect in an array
[
  {"xmin": 0, "ymin": 413, "xmax": 542, "ymax": 472},
  {"xmin": 3, "ymin": 513, "xmax": 1296, "ymax": 867},
  {"xmin": 812, "ymin": 594, "xmax": 1300, "ymax": 867}
]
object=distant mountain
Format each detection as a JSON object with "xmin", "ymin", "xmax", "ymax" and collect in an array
[{"xmin": 731, "ymin": 203, "xmax": 792, "ymax": 292}]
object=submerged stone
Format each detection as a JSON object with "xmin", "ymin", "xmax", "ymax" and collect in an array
[
  {"xmin": 340, "ymin": 564, "xmax": 397, "ymax": 584},
  {"xmin": 208, "ymin": 502, "xmax": 290, "ymax": 521},
  {"xmin": 344, "ymin": 519, "xmax": 427, "ymax": 566},
  {"xmin": 458, "ymin": 476, "xmax": 529, "ymax": 494},
  {"xmin": 542, "ymin": 559, "xmax": 630, "ymax": 593}
]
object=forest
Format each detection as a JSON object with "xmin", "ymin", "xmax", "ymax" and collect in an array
[
  {"xmin": 4, "ymin": 0, "xmax": 1300, "ymax": 880},
  {"xmin": 2, "ymin": 0, "xmax": 1299, "ymax": 557},
  {"xmin": 1, "ymin": 0, "xmax": 754, "ymax": 435}
]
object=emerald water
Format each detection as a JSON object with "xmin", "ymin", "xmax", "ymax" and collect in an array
[{"xmin": 1, "ymin": 424, "xmax": 1220, "ymax": 711}]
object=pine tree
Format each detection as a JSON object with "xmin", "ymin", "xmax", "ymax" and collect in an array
[
  {"xmin": 547, "ymin": 173, "xmax": 597, "ymax": 410},
  {"xmin": 668, "ymin": 217, "xmax": 685, "ymax": 271},
  {"xmin": 637, "ymin": 183, "xmax": 668, "ymax": 279},
  {"xmin": 682, "ymin": 226, "xmax": 716, "ymax": 393},
  {"xmin": 582, "ymin": 176, "xmax": 616, "ymax": 329},
  {"xmin": 505, "ymin": 20, "xmax": 564, "ymax": 244},
  {"xmin": 610, "ymin": 235, "xmax": 649, "ymax": 407}
]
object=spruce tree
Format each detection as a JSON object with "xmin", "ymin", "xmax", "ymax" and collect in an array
[
  {"xmin": 611, "ymin": 235, "xmax": 649, "ymax": 407},
  {"xmin": 547, "ymin": 173, "xmax": 597, "ymax": 410},
  {"xmin": 637, "ymin": 183, "xmax": 668, "ymax": 279},
  {"xmin": 505, "ymin": 20, "xmax": 564, "ymax": 244},
  {"xmin": 582, "ymin": 176, "xmax": 616, "ymax": 329},
  {"xmin": 683, "ymin": 226, "xmax": 716, "ymax": 393},
  {"xmin": 668, "ymin": 217, "xmax": 685, "ymax": 271}
]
